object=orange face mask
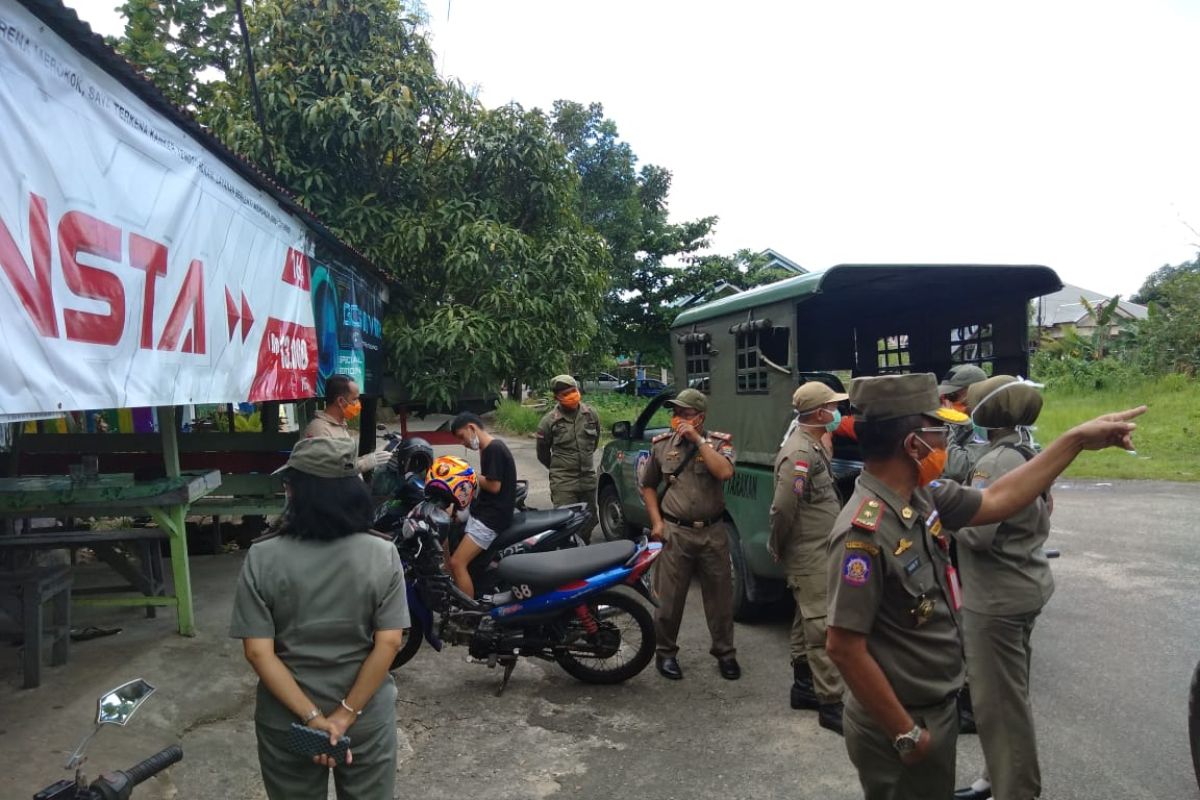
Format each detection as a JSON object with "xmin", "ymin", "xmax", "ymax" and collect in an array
[
  {"xmin": 912, "ymin": 435, "xmax": 947, "ymax": 486},
  {"xmin": 950, "ymin": 401, "xmax": 968, "ymax": 415},
  {"xmin": 671, "ymin": 414, "xmax": 703, "ymax": 433},
  {"xmin": 559, "ymin": 389, "xmax": 581, "ymax": 410},
  {"xmin": 342, "ymin": 398, "xmax": 362, "ymax": 421}
]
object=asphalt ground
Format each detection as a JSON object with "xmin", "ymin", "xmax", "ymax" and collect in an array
[{"xmin": 1, "ymin": 431, "xmax": 1196, "ymax": 799}]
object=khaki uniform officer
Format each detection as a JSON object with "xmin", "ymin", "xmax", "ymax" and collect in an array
[
  {"xmin": 536, "ymin": 375, "xmax": 602, "ymax": 541},
  {"xmin": 938, "ymin": 364, "xmax": 989, "ymax": 484},
  {"xmin": 639, "ymin": 388, "xmax": 740, "ymax": 681},
  {"xmin": 769, "ymin": 382, "xmax": 848, "ymax": 733},
  {"xmin": 954, "ymin": 376, "xmax": 1054, "ymax": 800},
  {"xmin": 825, "ymin": 373, "xmax": 1144, "ymax": 800}
]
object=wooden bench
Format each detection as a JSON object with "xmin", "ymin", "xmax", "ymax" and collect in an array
[
  {"xmin": 0, "ymin": 528, "xmax": 168, "ymax": 618},
  {"xmin": 0, "ymin": 565, "xmax": 71, "ymax": 688},
  {"xmin": 188, "ymin": 473, "xmax": 285, "ymax": 549}
]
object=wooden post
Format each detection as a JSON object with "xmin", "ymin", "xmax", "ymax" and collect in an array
[
  {"xmin": 158, "ymin": 406, "xmax": 181, "ymax": 478},
  {"xmin": 261, "ymin": 401, "xmax": 280, "ymax": 434}
]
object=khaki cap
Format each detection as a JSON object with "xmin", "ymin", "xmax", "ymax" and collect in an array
[
  {"xmin": 665, "ymin": 387, "xmax": 708, "ymax": 412},
  {"xmin": 551, "ymin": 374, "xmax": 579, "ymax": 391},
  {"xmin": 967, "ymin": 375, "xmax": 1043, "ymax": 428},
  {"xmin": 849, "ymin": 373, "xmax": 970, "ymax": 424},
  {"xmin": 792, "ymin": 382, "xmax": 849, "ymax": 414},
  {"xmin": 938, "ymin": 364, "xmax": 989, "ymax": 395},
  {"xmin": 272, "ymin": 436, "xmax": 360, "ymax": 478}
]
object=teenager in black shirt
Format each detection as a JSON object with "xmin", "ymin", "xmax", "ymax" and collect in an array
[{"xmin": 447, "ymin": 412, "xmax": 517, "ymax": 598}]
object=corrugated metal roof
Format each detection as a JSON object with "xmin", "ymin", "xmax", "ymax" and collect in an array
[
  {"xmin": 14, "ymin": 0, "xmax": 387, "ymax": 280},
  {"xmin": 1033, "ymin": 283, "xmax": 1148, "ymax": 327}
]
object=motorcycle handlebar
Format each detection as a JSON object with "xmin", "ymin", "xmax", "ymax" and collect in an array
[{"xmin": 122, "ymin": 745, "xmax": 183, "ymax": 787}]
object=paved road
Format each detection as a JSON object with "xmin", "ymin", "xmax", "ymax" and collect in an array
[{"xmin": 3, "ymin": 430, "xmax": 1197, "ymax": 799}]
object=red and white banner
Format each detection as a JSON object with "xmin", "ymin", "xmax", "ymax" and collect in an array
[{"xmin": 0, "ymin": 1, "xmax": 318, "ymax": 415}]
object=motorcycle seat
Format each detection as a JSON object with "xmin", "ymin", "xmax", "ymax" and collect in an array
[
  {"xmin": 496, "ymin": 540, "xmax": 636, "ymax": 588},
  {"xmin": 493, "ymin": 508, "xmax": 576, "ymax": 547}
]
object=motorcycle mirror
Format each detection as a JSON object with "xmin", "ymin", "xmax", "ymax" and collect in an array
[
  {"xmin": 66, "ymin": 679, "xmax": 157, "ymax": 770},
  {"xmin": 97, "ymin": 679, "xmax": 156, "ymax": 726}
]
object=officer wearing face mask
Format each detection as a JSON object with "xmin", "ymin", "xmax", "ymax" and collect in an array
[
  {"xmin": 938, "ymin": 365, "xmax": 989, "ymax": 483},
  {"xmin": 825, "ymin": 373, "xmax": 1144, "ymax": 800},
  {"xmin": 769, "ymin": 382, "xmax": 848, "ymax": 733},
  {"xmin": 304, "ymin": 373, "xmax": 389, "ymax": 474},
  {"xmin": 536, "ymin": 375, "xmax": 602, "ymax": 542}
]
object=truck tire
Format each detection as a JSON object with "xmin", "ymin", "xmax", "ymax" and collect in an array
[
  {"xmin": 1190, "ymin": 658, "xmax": 1200, "ymax": 791},
  {"xmin": 727, "ymin": 523, "xmax": 767, "ymax": 622}
]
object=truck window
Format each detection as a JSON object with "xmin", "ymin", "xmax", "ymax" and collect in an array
[
  {"xmin": 685, "ymin": 339, "xmax": 711, "ymax": 392},
  {"xmin": 950, "ymin": 323, "xmax": 994, "ymax": 373},
  {"xmin": 877, "ymin": 333, "xmax": 911, "ymax": 374},
  {"xmin": 736, "ymin": 327, "xmax": 789, "ymax": 394}
]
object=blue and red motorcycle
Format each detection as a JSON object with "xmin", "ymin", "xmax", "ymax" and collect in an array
[{"xmin": 390, "ymin": 501, "xmax": 662, "ymax": 693}]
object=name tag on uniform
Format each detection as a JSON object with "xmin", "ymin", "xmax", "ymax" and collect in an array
[{"xmin": 945, "ymin": 564, "xmax": 963, "ymax": 611}]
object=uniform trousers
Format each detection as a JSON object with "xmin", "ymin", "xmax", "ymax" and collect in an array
[
  {"xmin": 652, "ymin": 520, "xmax": 735, "ymax": 658},
  {"xmin": 843, "ymin": 693, "xmax": 958, "ymax": 800},
  {"xmin": 787, "ymin": 571, "xmax": 844, "ymax": 702},
  {"xmin": 963, "ymin": 608, "xmax": 1043, "ymax": 800},
  {"xmin": 549, "ymin": 482, "xmax": 597, "ymax": 543},
  {"xmin": 255, "ymin": 720, "xmax": 397, "ymax": 800}
]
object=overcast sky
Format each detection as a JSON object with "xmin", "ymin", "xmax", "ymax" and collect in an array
[{"xmin": 67, "ymin": 0, "xmax": 1200, "ymax": 298}]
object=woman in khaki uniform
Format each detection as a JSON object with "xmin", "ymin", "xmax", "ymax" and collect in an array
[
  {"xmin": 953, "ymin": 377, "xmax": 1054, "ymax": 800},
  {"xmin": 230, "ymin": 437, "xmax": 409, "ymax": 800}
]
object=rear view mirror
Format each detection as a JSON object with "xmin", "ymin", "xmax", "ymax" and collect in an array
[
  {"xmin": 97, "ymin": 679, "xmax": 156, "ymax": 726},
  {"xmin": 611, "ymin": 421, "xmax": 631, "ymax": 439}
]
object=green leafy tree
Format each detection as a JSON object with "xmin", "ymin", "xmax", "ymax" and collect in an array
[
  {"xmin": 117, "ymin": 0, "xmax": 609, "ymax": 409},
  {"xmin": 1133, "ymin": 256, "xmax": 1200, "ymax": 306},
  {"xmin": 1136, "ymin": 269, "xmax": 1200, "ymax": 375},
  {"xmin": 551, "ymin": 101, "xmax": 716, "ymax": 364}
]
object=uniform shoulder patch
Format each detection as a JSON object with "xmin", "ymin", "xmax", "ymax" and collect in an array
[
  {"xmin": 709, "ymin": 430, "xmax": 733, "ymax": 441},
  {"xmin": 651, "ymin": 432, "xmax": 672, "ymax": 443},
  {"xmin": 851, "ymin": 498, "xmax": 884, "ymax": 532}
]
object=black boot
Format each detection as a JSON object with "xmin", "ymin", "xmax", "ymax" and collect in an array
[
  {"xmin": 790, "ymin": 659, "xmax": 819, "ymax": 710},
  {"xmin": 818, "ymin": 701, "xmax": 844, "ymax": 736},
  {"xmin": 957, "ymin": 684, "xmax": 977, "ymax": 734}
]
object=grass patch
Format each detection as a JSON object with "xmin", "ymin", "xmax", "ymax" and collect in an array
[
  {"xmin": 492, "ymin": 392, "xmax": 671, "ymax": 442},
  {"xmin": 1037, "ymin": 374, "xmax": 1199, "ymax": 481}
]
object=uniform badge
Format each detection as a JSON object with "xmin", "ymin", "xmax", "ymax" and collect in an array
[
  {"xmin": 911, "ymin": 595, "xmax": 935, "ymax": 627},
  {"xmin": 851, "ymin": 498, "xmax": 883, "ymax": 532},
  {"xmin": 901, "ymin": 506, "xmax": 914, "ymax": 520},
  {"xmin": 904, "ymin": 556, "xmax": 921, "ymax": 575},
  {"xmin": 634, "ymin": 450, "xmax": 651, "ymax": 483},
  {"xmin": 793, "ymin": 476, "xmax": 806, "ymax": 495},
  {"xmin": 845, "ymin": 540, "xmax": 880, "ymax": 556},
  {"xmin": 794, "ymin": 460, "xmax": 809, "ymax": 474},
  {"xmin": 841, "ymin": 553, "xmax": 872, "ymax": 586},
  {"xmin": 894, "ymin": 538, "xmax": 912, "ymax": 556},
  {"xmin": 926, "ymin": 509, "xmax": 943, "ymax": 537}
]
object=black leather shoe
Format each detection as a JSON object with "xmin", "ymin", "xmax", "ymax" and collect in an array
[
  {"xmin": 952, "ymin": 786, "xmax": 991, "ymax": 800},
  {"xmin": 817, "ymin": 702, "xmax": 844, "ymax": 736},
  {"xmin": 790, "ymin": 660, "xmax": 819, "ymax": 710},
  {"xmin": 656, "ymin": 655, "xmax": 683, "ymax": 680},
  {"xmin": 957, "ymin": 685, "xmax": 977, "ymax": 734},
  {"xmin": 717, "ymin": 656, "xmax": 741, "ymax": 680}
]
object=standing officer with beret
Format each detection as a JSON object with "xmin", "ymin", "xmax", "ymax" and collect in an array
[
  {"xmin": 536, "ymin": 375, "xmax": 602, "ymax": 542},
  {"xmin": 640, "ymin": 388, "xmax": 740, "ymax": 681},
  {"xmin": 770, "ymin": 381, "xmax": 848, "ymax": 733},
  {"xmin": 825, "ymin": 372, "xmax": 1143, "ymax": 800},
  {"xmin": 954, "ymin": 376, "xmax": 1055, "ymax": 800}
]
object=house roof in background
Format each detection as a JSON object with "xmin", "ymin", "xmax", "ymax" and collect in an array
[
  {"xmin": 758, "ymin": 248, "xmax": 807, "ymax": 274},
  {"xmin": 1033, "ymin": 283, "xmax": 1149, "ymax": 326}
]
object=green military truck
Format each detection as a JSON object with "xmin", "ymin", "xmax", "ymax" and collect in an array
[{"xmin": 596, "ymin": 263, "xmax": 1061, "ymax": 619}]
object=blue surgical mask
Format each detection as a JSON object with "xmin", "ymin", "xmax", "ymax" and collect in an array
[{"xmin": 824, "ymin": 409, "xmax": 842, "ymax": 433}]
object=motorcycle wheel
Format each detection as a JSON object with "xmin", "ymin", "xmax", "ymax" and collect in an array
[
  {"xmin": 1189, "ymin": 658, "xmax": 1200, "ymax": 790},
  {"xmin": 390, "ymin": 617, "xmax": 425, "ymax": 671},
  {"xmin": 555, "ymin": 588, "xmax": 655, "ymax": 684}
]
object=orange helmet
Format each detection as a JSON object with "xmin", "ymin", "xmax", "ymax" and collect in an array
[{"xmin": 425, "ymin": 455, "xmax": 477, "ymax": 510}]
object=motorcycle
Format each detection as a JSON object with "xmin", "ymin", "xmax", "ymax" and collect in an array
[
  {"xmin": 390, "ymin": 503, "xmax": 662, "ymax": 693},
  {"xmin": 33, "ymin": 678, "xmax": 182, "ymax": 799}
]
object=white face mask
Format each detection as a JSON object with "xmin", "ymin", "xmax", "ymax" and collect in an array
[{"xmin": 465, "ymin": 433, "xmax": 480, "ymax": 451}]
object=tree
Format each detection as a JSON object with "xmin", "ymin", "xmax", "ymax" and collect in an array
[
  {"xmin": 117, "ymin": 0, "xmax": 610, "ymax": 409},
  {"xmin": 1136, "ymin": 268, "xmax": 1200, "ymax": 375},
  {"xmin": 1133, "ymin": 256, "xmax": 1200, "ymax": 306},
  {"xmin": 551, "ymin": 101, "xmax": 716, "ymax": 365}
]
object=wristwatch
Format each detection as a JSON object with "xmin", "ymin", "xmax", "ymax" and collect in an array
[{"xmin": 893, "ymin": 724, "xmax": 922, "ymax": 755}]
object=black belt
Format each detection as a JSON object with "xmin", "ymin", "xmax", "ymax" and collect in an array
[{"xmin": 662, "ymin": 512, "xmax": 724, "ymax": 529}]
